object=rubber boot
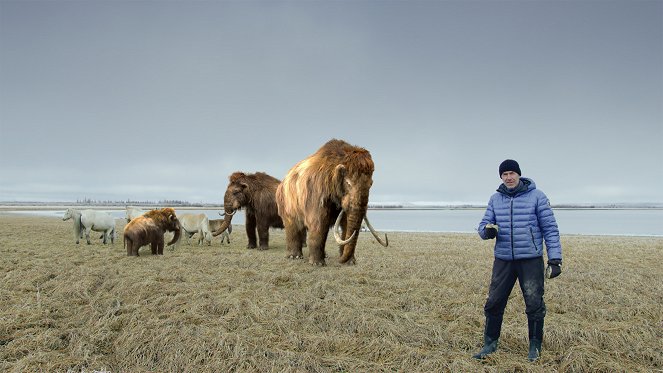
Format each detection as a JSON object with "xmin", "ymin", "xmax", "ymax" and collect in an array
[
  {"xmin": 527, "ymin": 317, "xmax": 544, "ymax": 362},
  {"xmin": 472, "ymin": 315, "xmax": 502, "ymax": 360},
  {"xmin": 472, "ymin": 334, "xmax": 498, "ymax": 360}
]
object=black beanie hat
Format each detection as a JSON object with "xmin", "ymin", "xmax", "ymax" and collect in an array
[{"xmin": 499, "ymin": 159, "xmax": 521, "ymax": 176}]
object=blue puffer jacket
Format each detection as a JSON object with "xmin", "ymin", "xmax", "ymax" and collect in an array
[{"xmin": 478, "ymin": 178, "xmax": 562, "ymax": 261}]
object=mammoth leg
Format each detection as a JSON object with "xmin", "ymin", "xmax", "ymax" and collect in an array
[
  {"xmin": 307, "ymin": 216, "xmax": 331, "ymax": 266},
  {"xmin": 285, "ymin": 222, "xmax": 304, "ymax": 260},
  {"xmin": 307, "ymin": 227, "xmax": 329, "ymax": 266},
  {"xmin": 129, "ymin": 240, "xmax": 139, "ymax": 256},
  {"xmin": 151, "ymin": 241, "xmax": 158, "ymax": 255},
  {"xmin": 156, "ymin": 236, "xmax": 165, "ymax": 255},
  {"xmin": 257, "ymin": 220, "xmax": 270, "ymax": 250},
  {"xmin": 246, "ymin": 214, "xmax": 258, "ymax": 249}
]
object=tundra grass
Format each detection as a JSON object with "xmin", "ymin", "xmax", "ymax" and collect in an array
[{"xmin": 0, "ymin": 214, "xmax": 661, "ymax": 372}]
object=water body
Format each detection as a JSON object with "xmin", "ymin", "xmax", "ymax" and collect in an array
[{"xmin": 7, "ymin": 208, "xmax": 662, "ymax": 237}]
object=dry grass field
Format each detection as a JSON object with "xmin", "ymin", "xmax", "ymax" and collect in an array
[{"xmin": 0, "ymin": 213, "xmax": 661, "ymax": 372}]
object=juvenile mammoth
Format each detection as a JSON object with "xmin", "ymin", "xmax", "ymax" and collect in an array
[
  {"xmin": 276, "ymin": 139, "xmax": 388, "ymax": 266},
  {"xmin": 124, "ymin": 207, "xmax": 181, "ymax": 256},
  {"xmin": 211, "ymin": 171, "xmax": 285, "ymax": 250}
]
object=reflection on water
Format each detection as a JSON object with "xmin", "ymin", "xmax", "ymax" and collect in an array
[{"xmin": 4, "ymin": 208, "xmax": 662, "ymax": 236}]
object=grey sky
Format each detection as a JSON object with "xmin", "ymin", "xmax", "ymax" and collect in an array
[{"xmin": 1, "ymin": 0, "xmax": 661, "ymax": 205}]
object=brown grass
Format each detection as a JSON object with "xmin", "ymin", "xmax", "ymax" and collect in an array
[{"xmin": 0, "ymin": 214, "xmax": 661, "ymax": 372}]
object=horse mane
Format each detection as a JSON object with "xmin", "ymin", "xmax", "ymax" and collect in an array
[{"xmin": 68, "ymin": 208, "xmax": 83, "ymax": 238}]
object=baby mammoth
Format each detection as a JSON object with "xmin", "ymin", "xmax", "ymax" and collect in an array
[{"xmin": 124, "ymin": 207, "xmax": 181, "ymax": 256}]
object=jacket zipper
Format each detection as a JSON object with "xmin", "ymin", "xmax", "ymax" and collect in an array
[
  {"xmin": 510, "ymin": 197, "xmax": 515, "ymax": 260},
  {"xmin": 530, "ymin": 227, "xmax": 539, "ymax": 253}
]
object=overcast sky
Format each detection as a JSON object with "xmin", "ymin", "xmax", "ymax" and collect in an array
[{"xmin": 1, "ymin": 0, "xmax": 661, "ymax": 205}]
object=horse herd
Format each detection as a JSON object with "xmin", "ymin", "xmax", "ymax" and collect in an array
[
  {"xmin": 62, "ymin": 206, "xmax": 231, "ymax": 247},
  {"xmin": 63, "ymin": 139, "xmax": 389, "ymax": 266}
]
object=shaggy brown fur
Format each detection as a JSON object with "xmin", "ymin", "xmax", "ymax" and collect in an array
[
  {"xmin": 212, "ymin": 172, "xmax": 285, "ymax": 250},
  {"xmin": 276, "ymin": 139, "xmax": 375, "ymax": 265},
  {"xmin": 123, "ymin": 208, "xmax": 181, "ymax": 256}
]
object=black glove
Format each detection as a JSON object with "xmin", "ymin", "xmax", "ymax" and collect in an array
[
  {"xmin": 546, "ymin": 259, "xmax": 562, "ymax": 279},
  {"xmin": 485, "ymin": 227, "xmax": 497, "ymax": 239}
]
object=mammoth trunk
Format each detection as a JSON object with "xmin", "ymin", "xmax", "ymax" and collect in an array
[
  {"xmin": 212, "ymin": 212, "xmax": 233, "ymax": 237},
  {"xmin": 167, "ymin": 227, "xmax": 181, "ymax": 246},
  {"xmin": 338, "ymin": 210, "xmax": 365, "ymax": 264}
]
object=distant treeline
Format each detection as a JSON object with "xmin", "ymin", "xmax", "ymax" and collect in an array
[{"xmin": 1, "ymin": 200, "xmax": 215, "ymax": 208}]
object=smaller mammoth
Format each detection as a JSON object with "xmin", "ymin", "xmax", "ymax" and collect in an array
[
  {"xmin": 124, "ymin": 208, "xmax": 181, "ymax": 256},
  {"xmin": 212, "ymin": 171, "xmax": 285, "ymax": 250}
]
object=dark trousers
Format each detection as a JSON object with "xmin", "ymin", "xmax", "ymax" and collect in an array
[{"xmin": 483, "ymin": 256, "xmax": 546, "ymax": 339}]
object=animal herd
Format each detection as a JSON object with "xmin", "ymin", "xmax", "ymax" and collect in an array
[{"xmin": 63, "ymin": 139, "xmax": 389, "ymax": 266}]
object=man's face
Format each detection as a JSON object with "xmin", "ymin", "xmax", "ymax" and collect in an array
[{"xmin": 501, "ymin": 171, "xmax": 520, "ymax": 189}]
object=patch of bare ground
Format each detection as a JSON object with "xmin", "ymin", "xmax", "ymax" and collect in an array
[{"xmin": 0, "ymin": 214, "xmax": 661, "ymax": 372}]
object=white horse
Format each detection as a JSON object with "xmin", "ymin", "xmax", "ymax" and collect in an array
[
  {"xmin": 125, "ymin": 206, "xmax": 146, "ymax": 223},
  {"xmin": 63, "ymin": 208, "xmax": 116, "ymax": 245},
  {"xmin": 177, "ymin": 213, "xmax": 213, "ymax": 246}
]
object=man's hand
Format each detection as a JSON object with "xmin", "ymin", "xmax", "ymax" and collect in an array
[
  {"xmin": 485, "ymin": 224, "xmax": 498, "ymax": 239},
  {"xmin": 546, "ymin": 259, "xmax": 562, "ymax": 279}
]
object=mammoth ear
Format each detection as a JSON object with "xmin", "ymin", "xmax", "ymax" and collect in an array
[
  {"xmin": 240, "ymin": 182, "xmax": 249, "ymax": 190},
  {"xmin": 169, "ymin": 214, "xmax": 176, "ymax": 220},
  {"xmin": 334, "ymin": 164, "xmax": 346, "ymax": 192}
]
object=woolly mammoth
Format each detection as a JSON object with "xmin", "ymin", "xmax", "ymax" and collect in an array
[
  {"xmin": 124, "ymin": 207, "xmax": 181, "ymax": 256},
  {"xmin": 276, "ymin": 139, "xmax": 388, "ymax": 266},
  {"xmin": 211, "ymin": 171, "xmax": 285, "ymax": 250}
]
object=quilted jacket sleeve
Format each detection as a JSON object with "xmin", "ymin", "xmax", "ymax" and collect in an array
[
  {"xmin": 536, "ymin": 193, "xmax": 562, "ymax": 260},
  {"xmin": 478, "ymin": 195, "xmax": 496, "ymax": 240}
]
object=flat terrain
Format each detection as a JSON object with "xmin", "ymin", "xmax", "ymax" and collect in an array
[{"xmin": 1, "ymin": 214, "xmax": 661, "ymax": 372}]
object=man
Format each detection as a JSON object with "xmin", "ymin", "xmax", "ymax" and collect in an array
[{"xmin": 474, "ymin": 159, "xmax": 563, "ymax": 362}]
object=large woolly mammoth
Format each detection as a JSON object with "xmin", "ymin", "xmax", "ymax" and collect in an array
[
  {"xmin": 276, "ymin": 139, "xmax": 388, "ymax": 266},
  {"xmin": 124, "ymin": 207, "xmax": 181, "ymax": 256},
  {"xmin": 211, "ymin": 171, "xmax": 284, "ymax": 250}
]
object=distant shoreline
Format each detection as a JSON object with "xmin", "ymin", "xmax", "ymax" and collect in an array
[{"xmin": 0, "ymin": 204, "xmax": 662, "ymax": 211}]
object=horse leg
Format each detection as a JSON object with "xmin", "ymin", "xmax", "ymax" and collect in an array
[{"xmin": 85, "ymin": 227, "xmax": 92, "ymax": 245}]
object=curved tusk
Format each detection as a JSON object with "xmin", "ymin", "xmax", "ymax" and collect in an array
[
  {"xmin": 364, "ymin": 216, "xmax": 389, "ymax": 247},
  {"xmin": 333, "ymin": 210, "xmax": 356, "ymax": 245},
  {"xmin": 219, "ymin": 210, "xmax": 236, "ymax": 217}
]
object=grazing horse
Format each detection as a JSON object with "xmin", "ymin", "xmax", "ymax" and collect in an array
[
  {"xmin": 63, "ymin": 208, "xmax": 116, "ymax": 245},
  {"xmin": 125, "ymin": 206, "xmax": 146, "ymax": 222}
]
